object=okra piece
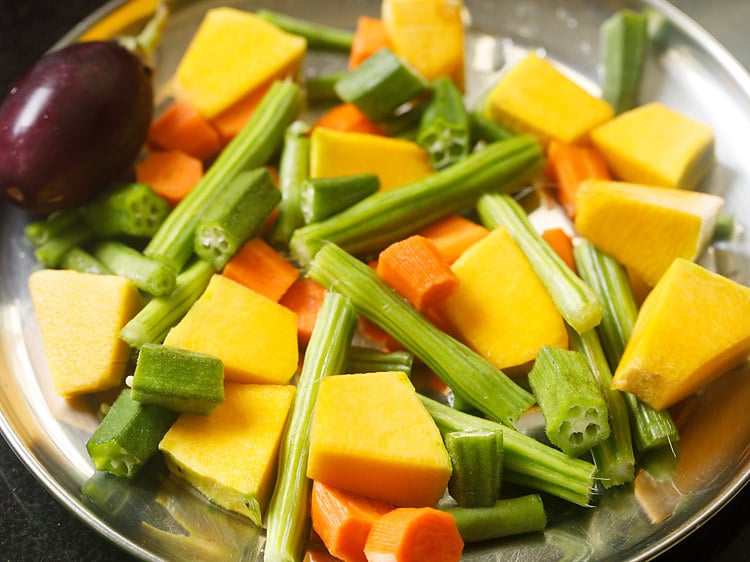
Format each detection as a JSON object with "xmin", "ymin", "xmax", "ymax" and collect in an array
[
  {"xmin": 469, "ymin": 111, "xmax": 514, "ymax": 145},
  {"xmin": 477, "ymin": 193, "xmax": 602, "ymax": 334},
  {"xmin": 305, "ymin": 71, "xmax": 346, "ymax": 103},
  {"xmin": 257, "ymin": 10, "xmax": 354, "ymax": 51},
  {"xmin": 80, "ymin": 182, "xmax": 171, "ymax": 239},
  {"xmin": 301, "ymin": 173, "xmax": 380, "ymax": 224},
  {"xmin": 144, "ymin": 80, "xmax": 301, "ymax": 272},
  {"xmin": 420, "ymin": 395, "xmax": 596, "ymax": 506},
  {"xmin": 345, "ymin": 346, "xmax": 413, "ymax": 376},
  {"xmin": 527, "ymin": 346, "xmax": 611, "ymax": 458},
  {"xmin": 265, "ymin": 292, "xmax": 357, "ymax": 562},
  {"xmin": 307, "ymin": 243, "xmax": 536, "ymax": 426},
  {"xmin": 334, "ymin": 48, "xmax": 429, "ymax": 121},
  {"xmin": 130, "ymin": 344, "xmax": 224, "ymax": 415},
  {"xmin": 86, "ymin": 388, "xmax": 179, "ymax": 478},
  {"xmin": 93, "ymin": 240, "xmax": 177, "ymax": 297},
  {"xmin": 573, "ymin": 240, "xmax": 678, "ymax": 454},
  {"xmin": 270, "ymin": 121, "xmax": 311, "ymax": 249},
  {"xmin": 417, "ymin": 76, "xmax": 470, "ymax": 169},
  {"xmin": 600, "ymin": 9, "xmax": 649, "ymax": 114},
  {"xmin": 193, "ymin": 167, "xmax": 280, "ymax": 270},
  {"xmin": 33, "ymin": 219, "xmax": 95, "ymax": 268},
  {"xmin": 24, "ymin": 208, "xmax": 81, "ymax": 247},
  {"xmin": 290, "ymin": 135, "xmax": 543, "ymax": 265},
  {"xmin": 712, "ymin": 213, "xmax": 737, "ymax": 242},
  {"xmin": 444, "ymin": 430, "xmax": 503, "ymax": 508},
  {"xmin": 443, "ymin": 495, "xmax": 547, "ymax": 542},
  {"xmin": 59, "ymin": 247, "xmax": 112, "ymax": 275},
  {"xmin": 119, "ymin": 259, "xmax": 214, "ymax": 349}
]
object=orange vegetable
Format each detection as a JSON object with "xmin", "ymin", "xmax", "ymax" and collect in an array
[
  {"xmin": 349, "ymin": 16, "xmax": 392, "ymax": 70},
  {"xmin": 222, "ymin": 238, "xmax": 300, "ymax": 303},
  {"xmin": 363, "ymin": 507, "xmax": 464, "ymax": 562},
  {"xmin": 546, "ymin": 139, "xmax": 611, "ymax": 217},
  {"xmin": 279, "ymin": 277, "xmax": 327, "ymax": 347},
  {"xmin": 314, "ymin": 103, "xmax": 386, "ymax": 136},
  {"xmin": 147, "ymin": 99, "xmax": 224, "ymax": 161},
  {"xmin": 310, "ymin": 480, "xmax": 394, "ymax": 562},
  {"xmin": 377, "ymin": 235, "xmax": 459, "ymax": 312},
  {"xmin": 210, "ymin": 83, "xmax": 268, "ymax": 141},
  {"xmin": 135, "ymin": 150, "xmax": 203, "ymax": 207},
  {"xmin": 541, "ymin": 227, "xmax": 576, "ymax": 272},
  {"xmin": 417, "ymin": 215, "xmax": 489, "ymax": 264}
]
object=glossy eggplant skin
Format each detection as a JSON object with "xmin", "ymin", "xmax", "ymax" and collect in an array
[{"xmin": 0, "ymin": 41, "xmax": 153, "ymax": 215}]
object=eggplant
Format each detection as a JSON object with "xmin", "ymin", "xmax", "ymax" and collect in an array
[{"xmin": 0, "ymin": 6, "xmax": 167, "ymax": 215}]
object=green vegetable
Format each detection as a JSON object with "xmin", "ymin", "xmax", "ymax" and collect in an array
[
  {"xmin": 712, "ymin": 213, "xmax": 736, "ymax": 242},
  {"xmin": 443, "ymin": 495, "xmax": 547, "ymax": 542},
  {"xmin": 33, "ymin": 219, "xmax": 95, "ymax": 268},
  {"xmin": 304, "ymin": 71, "xmax": 346, "ymax": 103},
  {"xmin": 193, "ymin": 167, "xmax": 280, "ymax": 270},
  {"xmin": 59, "ymin": 247, "xmax": 112, "ymax": 275},
  {"xmin": 119, "ymin": 259, "xmax": 214, "ymax": 349},
  {"xmin": 334, "ymin": 48, "xmax": 429, "ymax": 121},
  {"xmin": 24, "ymin": 208, "xmax": 81, "ymax": 247},
  {"xmin": 301, "ymin": 173, "xmax": 380, "ymax": 223},
  {"xmin": 257, "ymin": 9, "xmax": 354, "ymax": 51},
  {"xmin": 444, "ymin": 429, "xmax": 503, "ymax": 507},
  {"xmin": 130, "ymin": 344, "xmax": 224, "ymax": 415},
  {"xmin": 600, "ymin": 9, "xmax": 649, "ymax": 114},
  {"xmin": 144, "ymin": 79, "xmax": 301, "ymax": 272},
  {"xmin": 527, "ymin": 346, "xmax": 611, "ymax": 458},
  {"xmin": 345, "ymin": 346, "xmax": 413, "ymax": 376},
  {"xmin": 86, "ymin": 388, "xmax": 179, "ymax": 478},
  {"xmin": 265, "ymin": 292, "xmax": 357, "ymax": 562},
  {"xmin": 477, "ymin": 193, "xmax": 602, "ymax": 334},
  {"xmin": 419, "ymin": 395, "xmax": 596, "ymax": 506},
  {"xmin": 93, "ymin": 240, "xmax": 177, "ymax": 297},
  {"xmin": 417, "ymin": 76, "xmax": 470, "ymax": 169},
  {"xmin": 469, "ymin": 110, "xmax": 514, "ymax": 144},
  {"xmin": 291, "ymin": 135, "xmax": 543, "ymax": 265},
  {"xmin": 306, "ymin": 242, "xmax": 536, "ymax": 426}
]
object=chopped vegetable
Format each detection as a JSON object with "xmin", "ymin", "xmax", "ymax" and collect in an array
[
  {"xmin": 147, "ymin": 100, "xmax": 224, "ymax": 161},
  {"xmin": 417, "ymin": 214, "xmax": 488, "ymax": 264},
  {"xmin": 346, "ymin": 346, "xmax": 414, "ymax": 376},
  {"xmin": 600, "ymin": 9, "xmax": 649, "ymax": 114},
  {"xmin": 349, "ymin": 16, "xmax": 392, "ymax": 69},
  {"xmin": 93, "ymin": 241, "xmax": 175, "ymax": 297},
  {"xmin": 209, "ymin": 83, "xmax": 269, "ymax": 141},
  {"xmin": 279, "ymin": 277, "xmax": 327, "ymax": 347},
  {"xmin": 25, "ymin": 208, "xmax": 83, "ymax": 247},
  {"xmin": 135, "ymin": 150, "xmax": 204, "ymax": 208},
  {"xmin": 32, "ymin": 219, "xmax": 95, "ymax": 268},
  {"xmin": 59, "ymin": 247, "xmax": 112, "ymax": 275},
  {"xmin": 444, "ymin": 429, "xmax": 503, "ymax": 507},
  {"xmin": 469, "ymin": 109, "xmax": 514, "ymax": 144},
  {"xmin": 546, "ymin": 139, "xmax": 611, "ymax": 218},
  {"xmin": 257, "ymin": 9, "xmax": 354, "ymax": 51},
  {"xmin": 417, "ymin": 76, "xmax": 470, "ymax": 170},
  {"xmin": 313, "ymin": 102, "xmax": 386, "ymax": 136},
  {"xmin": 222, "ymin": 237, "xmax": 300, "ymax": 302},
  {"xmin": 301, "ymin": 173, "xmax": 380, "ymax": 224},
  {"xmin": 541, "ymin": 227, "xmax": 576, "ymax": 272},
  {"xmin": 443, "ymin": 495, "xmax": 547, "ymax": 542},
  {"xmin": 304, "ymin": 71, "xmax": 346, "ymax": 102}
]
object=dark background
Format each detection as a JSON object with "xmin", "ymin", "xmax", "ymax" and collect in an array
[{"xmin": 0, "ymin": 1, "xmax": 749, "ymax": 560}]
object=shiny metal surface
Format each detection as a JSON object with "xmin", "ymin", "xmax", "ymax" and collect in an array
[{"xmin": 0, "ymin": 1, "xmax": 748, "ymax": 560}]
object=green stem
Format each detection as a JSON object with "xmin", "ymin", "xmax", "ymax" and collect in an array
[
  {"xmin": 257, "ymin": 9, "xmax": 354, "ymax": 51},
  {"xmin": 443, "ymin": 495, "xmax": 547, "ymax": 542},
  {"xmin": 345, "ymin": 346, "xmax": 413, "ymax": 375},
  {"xmin": 93, "ymin": 241, "xmax": 176, "ymax": 297}
]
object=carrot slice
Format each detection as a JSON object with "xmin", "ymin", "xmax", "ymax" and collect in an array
[
  {"xmin": 310, "ymin": 481, "xmax": 394, "ymax": 562},
  {"xmin": 546, "ymin": 139, "xmax": 611, "ymax": 217},
  {"xmin": 279, "ymin": 277, "xmax": 327, "ymax": 347},
  {"xmin": 314, "ymin": 103, "xmax": 386, "ymax": 136},
  {"xmin": 349, "ymin": 16, "xmax": 392, "ymax": 70},
  {"xmin": 363, "ymin": 507, "xmax": 464, "ymax": 562},
  {"xmin": 222, "ymin": 238, "xmax": 300, "ymax": 303},
  {"xmin": 147, "ymin": 99, "xmax": 224, "ymax": 161},
  {"xmin": 135, "ymin": 150, "xmax": 203, "ymax": 207},
  {"xmin": 377, "ymin": 235, "xmax": 459, "ymax": 312},
  {"xmin": 417, "ymin": 215, "xmax": 489, "ymax": 264},
  {"xmin": 541, "ymin": 227, "xmax": 576, "ymax": 272}
]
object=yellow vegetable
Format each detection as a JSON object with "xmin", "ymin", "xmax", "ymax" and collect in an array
[
  {"xmin": 310, "ymin": 127, "xmax": 434, "ymax": 191},
  {"xmin": 159, "ymin": 383, "xmax": 296, "ymax": 525},
  {"xmin": 307, "ymin": 371, "xmax": 452, "ymax": 507},
  {"xmin": 574, "ymin": 179, "xmax": 723, "ymax": 286},
  {"xmin": 484, "ymin": 52, "xmax": 614, "ymax": 146},
  {"xmin": 591, "ymin": 102, "xmax": 715, "ymax": 190},
  {"xmin": 437, "ymin": 226, "xmax": 568, "ymax": 375},
  {"xmin": 28, "ymin": 269, "xmax": 144, "ymax": 398},
  {"xmin": 173, "ymin": 7, "xmax": 306, "ymax": 118},
  {"xmin": 164, "ymin": 274, "xmax": 298, "ymax": 385},
  {"xmin": 611, "ymin": 259, "xmax": 750, "ymax": 410},
  {"xmin": 382, "ymin": 0, "xmax": 465, "ymax": 90}
]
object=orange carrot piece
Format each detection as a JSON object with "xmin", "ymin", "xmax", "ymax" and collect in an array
[
  {"xmin": 311, "ymin": 481, "xmax": 394, "ymax": 562},
  {"xmin": 135, "ymin": 150, "xmax": 203, "ymax": 207},
  {"xmin": 377, "ymin": 235, "xmax": 459, "ymax": 312},
  {"xmin": 363, "ymin": 507, "xmax": 464, "ymax": 562},
  {"xmin": 147, "ymin": 99, "xmax": 224, "ymax": 161},
  {"xmin": 314, "ymin": 103, "xmax": 386, "ymax": 136},
  {"xmin": 541, "ymin": 227, "xmax": 576, "ymax": 273},
  {"xmin": 417, "ymin": 215, "xmax": 489, "ymax": 264},
  {"xmin": 209, "ymin": 84, "xmax": 269, "ymax": 141},
  {"xmin": 349, "ymin": 16, "xmax": 392, "ymax": 70},
  {"xmin": 546, "ymin": 139, "xmax": 611, "ymax": 217},
  {"xmin": 222, "ymin": 238, "xmax": 300, "ymax": 302},
  {"xmin": 279, "ymin": 277, "xmax": 327, "ymax": 347}
]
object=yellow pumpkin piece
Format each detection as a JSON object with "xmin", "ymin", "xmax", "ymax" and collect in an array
[
  {"xmin": 28, "ymin": 269, "xmax": 144, "ymax": 398},
  {"xmin": 307, "ymin": 371, "xmax": 452, "ymax": 507},
  {"xmin": 159, "ymin": 383, "xmax": 295, "ymax": 525},
  {"xmin": 437, "ymin": 227, "xmax": 568, "ymax": 375},
  {"xmin": 574, "ymin": 179, "xmax": 723, "ymax": 286},
  {"xmin": 611, "ymin": 259, "xmax": 750, "ymax": 410},
  {"xmin": 310, "ymin": 127, "xmax": 434, "ymax": 191},
  {"xmin": 382, "ymin": 0, "xmax": 465, "ymax": 90},
  {"xmin": 484, "ymin": 52, "xmax": 614, "ymax": 146},
  {"xmin": 164, "ymin": 274, "xmax": 298, "ymax": 385},
  {"xmin": 173, "ymin": 7, "xmax": 306, "ymax": 118},
  {"xmin": 591, "ymin": 102, "xmax": 715, "ymax": 190}
]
